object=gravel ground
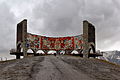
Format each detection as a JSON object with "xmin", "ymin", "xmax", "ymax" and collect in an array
[
  {"xmin": 61, "ymin": 56, "xmax": 120, "ymax": 80},
  {"xmin": 0, "ymin": 55, "xmax": 120, "ymax": 80}
]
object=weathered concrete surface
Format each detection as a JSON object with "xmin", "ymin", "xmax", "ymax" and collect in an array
[{"xmin": 0, "ymin": 55, "xmax": 120, "ymax": 80}]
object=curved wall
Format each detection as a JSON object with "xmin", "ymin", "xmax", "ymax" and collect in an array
[{"xmin": 26, "ymin": 33, "xmax": 83, "ymax": 51}]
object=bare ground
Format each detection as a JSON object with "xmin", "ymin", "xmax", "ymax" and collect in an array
[{"xmin": 0, "ymin": 55, "xmax": 120, "ymax": 80}]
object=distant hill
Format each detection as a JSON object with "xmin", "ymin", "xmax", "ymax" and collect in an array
[{"xmin": 98, "ymin": 51, "xmax": 120, "ymax": 64}]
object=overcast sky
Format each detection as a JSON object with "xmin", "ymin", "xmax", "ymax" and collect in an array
[{"xmin": 0, "ymin": 0, "xmax": 120, "ymax": 59}]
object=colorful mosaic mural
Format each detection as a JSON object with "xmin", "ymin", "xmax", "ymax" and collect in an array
[
  {"xmin": 27, "ymin": 33, "xmax": 41, "ymax": 50},
  {"xmin": 26, "ymin": 33, "xmax": 83, "ymax": 50},
  {"xmin": 41, "ymin": 36, "xmax": 74, "ymax": 50},
  {"xmin": 74, "ymin": 35, "xmax": 83, "ymax": 49}
]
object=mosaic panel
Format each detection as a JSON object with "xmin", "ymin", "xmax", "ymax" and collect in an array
[
  {"xmin": 41, "ymin": 36, "xmax": 74, "ymax": 50},
  {"xmin": 26, "ymin": 33, "xmax": 83, "ymax": 50}
]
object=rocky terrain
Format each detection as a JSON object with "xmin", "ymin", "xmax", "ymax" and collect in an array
[{"xmin": 0, "ymin": 55, "xmax": 120, "ymax": 80}]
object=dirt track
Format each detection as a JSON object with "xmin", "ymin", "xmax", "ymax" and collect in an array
[{"xmin": 0, "ymin": 55, "xmax": 120, "ymax": 80}]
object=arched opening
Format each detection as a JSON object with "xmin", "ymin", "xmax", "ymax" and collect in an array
[
  {"xmin": 36, "ymin": 50, "xmax": 44, "ymax": 54},
  {"xmin": 48, "ymin": 50, "xmax": 56, "ymax": 55},
  {"xmin": 27, "ymin": 49, "xmax": 34, "ymax": 57},
  {"xmin": 89, "ymin": 44, "xmax": 95, "ymax": 54},
  {"xmin": 60, "ymin": 50, "xmax": 65, "ymax": 54},
  {"xmin": 27, "ymin": 49, "xmax": 34, "ymax": 53},
  {"xmin": 17, "ymin": 43, "xmax": 22, "ymax": 52},
  {"xmin": 21, "ymin": 56, "xmax": 24, "ymax": 59},
  {"xmin": 36, "ymin": 50, "xmax": 45, "ymax": 56},
  {"xmin": 71, "ymin": 50, "xmax": 79, "ymax": 54},
  {"xmin": 71, "ymin": 50, "xmax": 83, "ymax": 56},
  {"xmin": 21, "ymin": 48, "xmax": 23, "ymax": 52}
]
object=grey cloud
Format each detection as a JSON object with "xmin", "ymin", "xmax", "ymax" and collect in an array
[
  {"xmin": 112, "ymin": 0, "xmax": 120, "ymax": 10},
  {"xmin": 30, "ymin": 0, "xmax": 83, "ymax": 36},
  {"xmin": 0, "ymin": 0, "xmax": 120, "ymax": 58},
  {"xmin": 0, "ymin": 2, "xmax": 16, "ymax": 55},
  {"xmin": 29, "ymin": 0, "xmax": 120, "ymax": 50}
]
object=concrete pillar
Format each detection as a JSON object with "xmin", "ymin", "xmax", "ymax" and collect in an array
[
  {"xmin": 56, "ymin": 50, "xmax": 61, "ymax": 55},
  {"xmin": 77, "ymin": 49, "xmax": 83, "ymax": 54},
  {"xmin": 43, "ymin": 50, "xmax": 48, "ymax": 54},
  {"xmin": 33, "ymin": 50, "xmax": 37, "ymax": 56},
  {"xmin": 16, "ymin": 55, "xmax": 20, "ymax": 59},
  {"xmin": 16, "ymin": 19, "xmax": 27, "ymax": 58},
  {"xmin": 65, "ymin": 50, "xmax": 68, "ymax": 54},
  {"xmin": 65, "ymin": 50, "xmax": 73, "ymax": 55},
  {"xmin": 83, "ymin": 20, "xmax": 96, "ymax": 58},
  {"xmin": 83, "ymin": 21, "xmax": 89, "ymax": 58},
  {"xmin": 22, "ymin": 19, "xmax": 27, "ymax": 58}
]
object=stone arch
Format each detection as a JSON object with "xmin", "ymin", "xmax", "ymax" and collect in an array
[
  {"xmin": 21, "ymin": 48, "xmax": 23, "ymax": 52},
  {"xmin": 27, "ymin": 49, "xmax": 36, "ymax": 54},
  {"xmin": 76, "ymin": 49, "xmax": 83, "ymax": 54},
  {"xmin": 27, "ymin": 49, "xmax": 35, "ymax": 56},
  {"xmin": 89, "ymin": 42, "xmax": 95, "ymax": 47},
  {"xmin": 43, "ymin": 50, "xmax": 49, "ymax": 54},
  {"xmin": 48, "ymin": 50, "xmax": 56, "ymax": 54},
  {"xmin": 60, "ymin": 50, "xmax": 65, "ymax": 54},
  {"xmin": 71, "ymin": 50, "xmax": 79, "ymax": 54},
  {"xmin": 17, "ymin": 42, "xmax": 22, "ymax": 52},
  {"xmin": 36, "ymin": 50, "xmax": 44, "ymax": 54},
  {"xmin": 27, "ymin": 49, "xmax": 34, "ymax": 53}
]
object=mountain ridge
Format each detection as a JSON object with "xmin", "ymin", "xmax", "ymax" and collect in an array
[{"xmin": 98, "ymin": 50, "xmax": 120, "ymax": 65}]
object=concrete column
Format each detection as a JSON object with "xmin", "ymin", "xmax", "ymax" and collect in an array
[
  {"xmin": 16, "ymin": 19, "xmax": 28, "ymax": 58},
  {"xmin": 83, "ymin": 21, "xmax": 89, "ymax": 58},
  {"xmin": 16, "ymin": 55, "xmax": 20, "ymax": 59},
  {"xmin": 65, "ymin": 50, "xmax": 68, "ymax": 55},
  {"xmin": 56, "ymin": 50, "xmax": 60, "ymax": 54},
  {"xmin": 77, "ymin": 49, "xmax": 83, "ymax": 54},
  {"xmin": 43, "ymin": 50, "xmax": 48, "ymax": 54},
  {"xmin": 83, "ymin": 20, "xmax": 96, "ymax": 58},
  {"xmin": 65, "ymin": 50, "xmax": 73, "ymax": 55},
  {"xmin": 22, "ymin": 19, "xmax": 27, "ymax": 58}
]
